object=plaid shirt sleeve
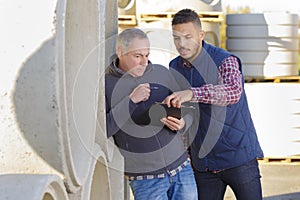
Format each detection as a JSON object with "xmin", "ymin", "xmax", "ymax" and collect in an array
[{"xmin": 190, "ymin": 56, "xmax": 243, "ymax": 106}]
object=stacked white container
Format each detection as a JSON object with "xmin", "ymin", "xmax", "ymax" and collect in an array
[
  {"xmin": 245, "ymin": 83, "xmax": 300, "ymax": 157},
  {"xmin": 226, "ymin": 13, "xmax": 299, "ymax": 77}
]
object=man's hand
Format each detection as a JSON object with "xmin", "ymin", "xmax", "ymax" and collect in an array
[
  {"xmin": 160, "ymin": 116, "xmax": 185, "ymax": 131},
  {"xmin": 162, "ymin": 89, "xmax": 193, "ymax": 108},
  {"xmin": 129, "ymin": 83, "xmax": 150, "ymax": 103}
]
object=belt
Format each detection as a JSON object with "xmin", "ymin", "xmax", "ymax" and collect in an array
[
  {"xmin": 205, "ymin": 167, "xmax": 223, "ymax": 174},
  {"xmin": 127, "ymin": 159, "xmax": 190, "ymax": 181}
]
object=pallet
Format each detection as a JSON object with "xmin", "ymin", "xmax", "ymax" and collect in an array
[
  {"xmin": 197, "ymin": 11, "xmax": 224, "ymax": 22},
  {"xmin": 139, "ymin": 13, "xmax": 175, "ymax": 21},
  {"xmin": 258, "ymin": 156, "xmax": 300, "ymax": 164},
  {"xmin": 245, "ymin": 76, "xmax": 300, "ymax": 83},
  {"xmin": 137, "ymin": 11, "xmax": 223, "ymax": 22},
  {"xmin": 118, "ymin": 15, "xmax": 137, "ymax": 25}
]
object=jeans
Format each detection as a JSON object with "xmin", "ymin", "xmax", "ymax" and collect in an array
[
  {"xmin": 130, "ymin": 163, "xmax": 198, "ymax": 200},
  {"xmin": 194, "ymin": 159, "xmax": 262, "ymax": 200}
]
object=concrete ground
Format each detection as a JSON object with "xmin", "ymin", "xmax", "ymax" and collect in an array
[
  {"xmin": 129, "ymin": 161, "xmax": 300, "ymax": 200},
  {"xmin": 225, "ymin": 161, "xmax": 300, "ymax": 200}
]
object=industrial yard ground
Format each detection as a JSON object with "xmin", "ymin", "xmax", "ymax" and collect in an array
[
  {"xmin": 128, "ymin": 160, "xmax": 300, "ymax": 200},
  {"xmin": 225, "ymin": 161, "xmax": 300, "ymax": 200}
]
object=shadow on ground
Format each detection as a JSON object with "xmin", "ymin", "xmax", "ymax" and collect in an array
[{"xmin": 264, "ymin": 192, "xmax": 300, "ymax": 200}]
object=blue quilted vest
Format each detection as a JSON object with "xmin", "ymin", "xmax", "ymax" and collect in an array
[{"xmin": 170, "ymin": 41, "xmax": 263, "ymax": 171}]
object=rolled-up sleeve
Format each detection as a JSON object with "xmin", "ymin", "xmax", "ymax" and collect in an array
[{"xmin": 191, "ymin": 56, "xmax": 243, "ymax": 106}]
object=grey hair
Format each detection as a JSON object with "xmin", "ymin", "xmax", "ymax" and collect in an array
[{"xmin": 116, "ymin": 28, "xmax": 149, "ymax": 51}]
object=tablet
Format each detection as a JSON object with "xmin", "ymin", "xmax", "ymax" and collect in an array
[{"xmin": 154, "ymin": 102, "xmax": 182, "ymax": 119}]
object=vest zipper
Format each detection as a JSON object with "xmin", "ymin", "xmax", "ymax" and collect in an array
[
  {"xmin": 189, "ymin": 68, "xmax": 194, "ymax": 85},
  {"xmin": 189, "ymin": 67, "xmax": 209, "ymax": 170}
]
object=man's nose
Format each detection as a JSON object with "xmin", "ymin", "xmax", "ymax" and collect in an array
[
  {"xmin": 178, "ymin": 38, "xmax": 187, "ymax": 47},
  {"xmin": 140, "ymin": 57, "xmax": 148, "ymax": 66}
]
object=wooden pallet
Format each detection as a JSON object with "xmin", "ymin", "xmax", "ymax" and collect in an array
[
  {"xmin": 245, "ymin": 76, "xmax": 300, "ymax": 83},
  {"xmin": 118, "ymin": 15, "xmax": 137, "ymax": 25},
  {"xmin": 139, "ymin": 13, "xmax": 175, "ymax": 21},
  {"xmin": 137, "ymin": 11, "xmax": 223, "ymax": 22},
  {"xmin": 197, "ymin": 11, "xmax": 224, "ymax": 22},
  {"xmin": 258, "ymin": 157, "xmax": 300, "ymax": 164}
]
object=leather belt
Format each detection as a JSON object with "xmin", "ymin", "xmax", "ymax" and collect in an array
[{"xmin": 205, "ymin": 167, "xmax": 223, "ymax": 174}]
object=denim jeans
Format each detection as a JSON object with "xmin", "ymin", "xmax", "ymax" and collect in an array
[
  {"xmin": 194, "ymin": 159, "xmax": 262, "ymax": 200},
  {"xmin": 130, "ymin": 163, "xmax": 198, "ymax": 200}
]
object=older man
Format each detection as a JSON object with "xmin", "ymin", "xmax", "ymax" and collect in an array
[{"xmin": 105, "ymin": 28, "xmax": 197, "ymax": 200}]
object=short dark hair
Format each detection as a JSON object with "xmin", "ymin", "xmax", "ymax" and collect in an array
[{"xmin": 172, "ymin": 9, "xmax": 202, "ymax": 29}]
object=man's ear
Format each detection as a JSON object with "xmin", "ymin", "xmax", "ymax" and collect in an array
[
  {"xmin": 116, "ymin": 47, "xmax": 122, "ymax": 58},
  {"xmin": 199, "ymin": 30, "xmax": 206, "ymax": 40}
]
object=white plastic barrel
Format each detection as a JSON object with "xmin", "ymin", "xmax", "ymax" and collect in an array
[{"xmin": 226, "ymin": 13, "xmax": 299, "ymax": 77}]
